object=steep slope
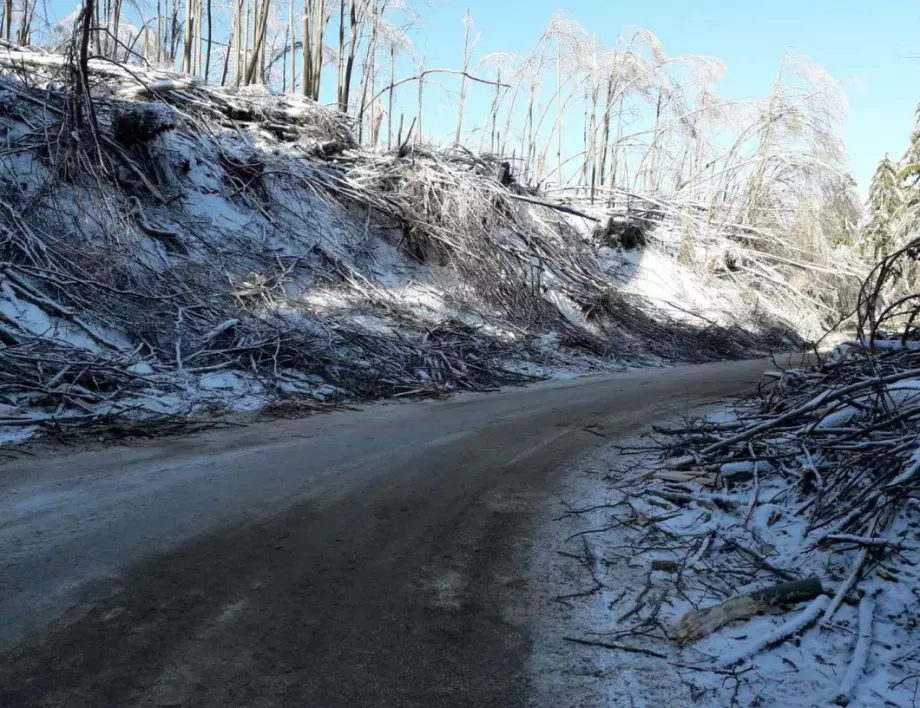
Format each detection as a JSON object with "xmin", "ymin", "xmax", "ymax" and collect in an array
[{"xmin": 0, "ymin": 48, "xmax": 800, "ymax": 442}]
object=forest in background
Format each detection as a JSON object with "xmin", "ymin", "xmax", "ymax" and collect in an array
[{"xmin": 0, "ymin": 1, "xmax": 862, "ymax": 247}]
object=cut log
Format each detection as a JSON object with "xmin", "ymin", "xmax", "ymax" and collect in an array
[
  {"xmin": 676, "ymin": 576, "xmax": 824, "ymax": 645},
  {"xmin": 651, "ymin": 559, "xmax": 681, "ymax": 572}
]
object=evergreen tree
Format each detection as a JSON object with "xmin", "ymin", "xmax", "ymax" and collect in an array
[
  {"xmin": 903, "ymin": 103, "xmax": 920, "ymax": 186},
  {"xmin": 861, "ymin": 154, "xmax": 902, "ymax": 259}
]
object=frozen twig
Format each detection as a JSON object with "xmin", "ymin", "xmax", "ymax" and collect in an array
[
  {"xmin": 830, "ymin": 594, "xmax": 874, "ymax": 706},
  {"xmin": 719, "ymin": 594, "xmax": 829, "ymax": 668}
]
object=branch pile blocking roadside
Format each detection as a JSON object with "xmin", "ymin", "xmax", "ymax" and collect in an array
[{"xmin": 559, "ymin": 241, "xmax": 920, "ymax": 705}]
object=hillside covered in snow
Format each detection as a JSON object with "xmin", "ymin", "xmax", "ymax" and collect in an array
[{"xmin": 0, "ymin": 47, "xmax": 821, "ymax": 443}]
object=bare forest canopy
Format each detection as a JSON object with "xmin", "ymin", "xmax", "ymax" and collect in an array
[{"xmin": 1, "ymin": 1, "xmax": 862, "ymax": 229}]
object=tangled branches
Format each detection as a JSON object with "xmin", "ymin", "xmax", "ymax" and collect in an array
[
  {"xmin": 856, "ymin": 235, "xmax": 920, "ymax": 343},
  {"xmin": 0, "ymin": 46, "xmax": 802, "ymax": 442}
]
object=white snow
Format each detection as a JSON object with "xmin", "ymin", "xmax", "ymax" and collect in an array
[
  {"xmin": 199, "ymin": 372, "xmax": 242, "ymax": 390},
  {"xmin": 831, "ymin": 594, "xmax": 875, "ymax": 705},
  {"xmin": 536, "ymin": 410, "xmax": 920, "ymax": 707}
]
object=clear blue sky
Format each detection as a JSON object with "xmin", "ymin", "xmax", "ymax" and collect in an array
[
  {"xmin": 45, "ymin": 0, "xmax": 917, "ymax": 193},
  {"xmin": 409, "ymin": 0, "xmax": 919, "ymax": 194}
]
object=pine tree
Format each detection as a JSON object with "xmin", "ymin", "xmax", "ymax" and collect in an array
[
  {"xmin": 861, "ymin": 154, "xmax": 902, "ymax": 259},
  {"xmin": 903, "ymin": 104, "xmax": 920, "ymax": 186}
]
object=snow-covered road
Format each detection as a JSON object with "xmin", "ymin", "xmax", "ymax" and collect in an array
[{"xmin": 1, "ymin": 360, "xmax": 772, "ymax": 707}]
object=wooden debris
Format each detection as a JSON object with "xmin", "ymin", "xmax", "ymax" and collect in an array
[
  {"xmin": 719, "ymin": 594, "xmax": 829, "ymax": 667},
  {"xmin": 651, "ymin": 559, "xmax": 681, "ymax": 572},
  {"xmin": 648, "ymin": 469, "xmax": 719, "ymax": 487},
  {"xmin": 831, "ymin": 595, "xmax": 875, "ymax": 706},
  {"xmin": 676, "ymin": 577, "xmax": 824, "ymax": 645}
]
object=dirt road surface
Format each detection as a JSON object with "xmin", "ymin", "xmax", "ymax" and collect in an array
[{"xmin": 1, "ymin": 359, "xmax": 773, "ymax": 707}]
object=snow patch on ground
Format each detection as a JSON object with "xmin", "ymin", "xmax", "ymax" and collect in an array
[{"xmin": 536, "ymin": 412, "xmax": 920, "ymax": 707}]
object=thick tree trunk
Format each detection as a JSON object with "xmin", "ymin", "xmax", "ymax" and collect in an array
[
  {"xmin": 182, "ymin": 0, "xmax": 192, "ymax": 73},
  {"xmin": 309, "ymin": 0, "xmax": 324, "ymax": 99}
]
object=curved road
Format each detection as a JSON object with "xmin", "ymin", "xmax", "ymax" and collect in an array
[{"xmin": 1, "ymin": 360, "xmax": 772, "ymax": 707}]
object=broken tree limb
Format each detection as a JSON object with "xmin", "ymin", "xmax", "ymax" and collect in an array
[
  {"xmin": 824, "ymin": 534, "xmax": 920, "ymax": 551},
  {"xmin": 648, "ymin": 469, "xmax": 719, "ymax": 486},
  {"xmin": 676, "ymin": 576, "xmax": 824, "ymax": 645},
  {"xmin": 719, "ymin": 593, "xmax": 829, "ymax": 667},
  {"xmin": 563, "ymin": 636, "xmax": 668, "ymax": 659},
  {"xmin": 119, "ymin": 78, "xmax": 196, "ymax": 98},
  {"xmin": 700, "ymin": 367, "xmax": 920, "ymax": 456},
  {"xmin": 821, "ymin": 548, "xmax": 868, "ymax": 627},
  {"xmin": 831, "ymin": 595, "xmax": 874, "ymax": 706},
  {"xmin": 504, "ymin": 192, "xmax": 601, "ymax": 222}
]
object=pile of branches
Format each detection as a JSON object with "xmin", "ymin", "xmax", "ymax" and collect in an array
[
  {"xmin": 654, "ymin": 238, "xmax": 920, "ymax": 579},
  {"xmin": 0, "ymin": 42, "xmax": 355, "ymax": 155},
  {"xmin": 335, "ymin": 146, "xmax": 799, "ymax": 360},
  {"xmin": 558, "ymin": 242, "xmax": 920, "ymax": 702},
  {"xmin": 552, "ymin": 180, "xmax": 865, "ymax": 336},
  {"xmin": 0, "ymin": 44, "xmax": 799, "ymax": 440}
]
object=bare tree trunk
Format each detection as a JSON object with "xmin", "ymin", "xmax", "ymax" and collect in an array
[
  {"xmin": 239, "ymin": 3, "xmax": 250, "ymax": 84},
  {"xmin": 15, "ymin": 0, "xmax": 24, "ymax": 44},
  {"xmin": 556, "ymin": 37, "xmax": 562, "ymax": 185},
  {"xmin": 335, "ymin": 0, "xmax": 345, "ymax": 108},
  {"xmin": 244, "ymin": 0, "xmax": 271, "ymax": 85},
  {"xmin": 387, "ymin": 42, "xmax": 395, "ymax": 149},
  {"xmin": 311, "ymin": 0, "xmax": 325, "ymax": 99},
  {"xmin": 111, "ymin": 0, "xmax": 124, "ymax": 58},
  {"xmin": 288, "ymin": 0, "xmax": 295, "ymax": 92},
  {"xmin": 232, "ymin": 0, "xmax": 241, "ymax": 83},
  {"xmin": 259, "ymin": 24, "xmax": 267, "ymax": 83},
  {"xmin": 170, "ymin": 1, "xmax": 181, "ymax": 63},
  {"xmin": 156, "ymin": 0, "xmax": 163, "ymax": 62},
  {"xmin": 609, "ymin": 95, "xmax": 624, "ymax": 188},
  {"xmin": 18, "ymin": 0, "xmax": 36, "ymax": 45},
  {"xmin": 2, "ymin": 0, "xmax": 11, "ymax": 41},
  {"xmin": 251, "ymin": 0, "xmax": 259, "ymax": 79},
  {"xmin": 587, "ymin": 77, "xmax": 599, "ymax": 202},
  {"xmin": 372, "ymin": 106, "xmax": 383, "ymax": 146},
  {"xmin": 357, "ymin": 1, "xmax": 383, "ymax": 143},
  {"xmin": 453, "ymin": 9, "xmax": 472, "ymax": 145},
  {"xmin": 416, "ymin": 57, "xmax": 424, "ymax": 145},
  {"xmin": 302, "ymin": 10, "xmax": 311, "ymax": 96},
  {"xmin": 204, "ymin": 0, "xmax": 212, "ymax": 81},
  {"xmin": 220, "ymin": 19, "xmax": 233, "ymax": 85},
  {"xmin": 340, "ymin": 0, "xmax": 360, "ymax": 112},
  {"xmin": 94, "ymin": 0, "xmax": 103, "ymax": 56},
  {"xmin": 198, "ymin": 0, "xmax": 205, "ymax": 74},
  {"xmin": 76, "ymin": 0, "xmax": 96, "ymax": 130},
  {"xmin": 282, "ymin": 24, "xmax": 289, "ymax": 91},
  {"xmin": 597, "ymin": 74, "xmax": 613, "ymax": 189},
  {"xmin": 182, "ymin": 0, "xmax": 193, "ymax": 72}
]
